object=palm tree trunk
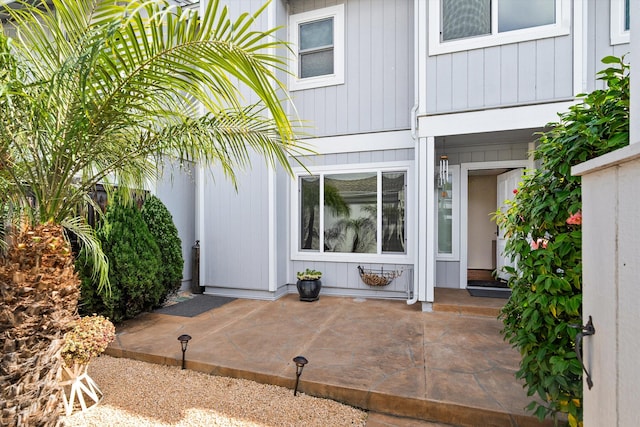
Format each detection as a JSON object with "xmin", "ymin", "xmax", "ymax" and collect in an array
[{"xmin": 0, "ymin": 224, "xmax": 80, "ymax": 426}]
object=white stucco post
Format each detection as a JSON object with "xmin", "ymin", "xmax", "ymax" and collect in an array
[
  {"xmin": 630, "ymin": 0, "xmax": 640, "ymax": 146},
  {"xmin": 573, "ymin": 145, "xmax": 640, "ymax": 426},
  {"xmin": 572, "ymin": 7, "xmax": 640, "ymax": 425}
]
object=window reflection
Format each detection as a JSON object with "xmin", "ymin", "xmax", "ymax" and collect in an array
[
  {"xmin": 300, "ymin": 176, "xmax": 320, "ymax": 250},
  {"xmin": 298, "ymin": 171, "xmax": 407, "ymax": 255},
  {"xmin": 437, "ymin": 174, "xmax": 453, "ymax": 254},
  {"xmin": 324, "ymin": 173, "xmax": 377, "ymax": 253},
  {"xmin": 382, "ymin": 172, "xmax": 406, "ymax": 253}
]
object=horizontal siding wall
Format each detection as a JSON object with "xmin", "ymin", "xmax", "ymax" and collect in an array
[
  {"xmin": 426, "ymin": 36, "xmax": 574, "ymax": 114},
  {"xmin": 288, "ymin": 0, "xmax": 413, "ymax": 137}
]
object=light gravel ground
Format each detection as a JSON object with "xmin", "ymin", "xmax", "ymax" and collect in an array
[{"xmin": 62, "ymin": 355, "xmax": 367, "ymax": 427}]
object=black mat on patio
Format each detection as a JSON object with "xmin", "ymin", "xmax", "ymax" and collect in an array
[
  {"xmin": 154, "ymin": 295, "xmax": 236, "ymax": 317},
  {"xmin": 468, "ymin": 279, "xmax": 509, "ymax": 289},
  {"xmin": 467, "ymin": 288, "xmax": 511, "ymax": 299}
]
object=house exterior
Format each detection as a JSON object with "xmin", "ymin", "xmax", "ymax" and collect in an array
[{"xmin": 157, "ymin": 0, "xmax": 631, "ymax": 311}]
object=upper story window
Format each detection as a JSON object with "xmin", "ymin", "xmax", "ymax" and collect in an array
[
  {"xmin": 292, "ymin": 162, "xmax": 411, "ymax": 263},
  {"xmin": 429, "ymin": 0, "xmax": 571, "ymax": 55},
  {"xmin": 611, "ymin": 0, "xmax": 630, "ymax": 45},
  {"xmin": 289, "ymin": 4, "xmax": 344, "ymax": 91}
]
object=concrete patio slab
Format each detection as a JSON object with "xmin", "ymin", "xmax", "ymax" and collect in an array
[{"xmin": 105, "ymin": 290, "xmax": 554, "ymax": 427}]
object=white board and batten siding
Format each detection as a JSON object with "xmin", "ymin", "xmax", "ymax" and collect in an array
[
  {"xmin": 200, "ymin": 154, "xmax": 273, "ymax": 296},
  {"xmin": 154, "ymin": 160, "xmax": 197, "ymax": 291},
  {"xmin": 288, "ymin": 0, "xmax": 414, "ymax": 137},
  {"xmin": 426, "ymin": 37, "xmax": 575, "ymax": 115},
  {"xmin": 198, "ymin": 0, "xmax": 289, "ymax": 299},
  {"xmin": 304, "ymin": 148, "xmax": 414, "ymax": 167},
  {"xmin": 434, "ymin": 139, "xmax": 531, "ymax": 167},
  {"xmin": 587, "ymin": 0, "xmax": 630, "ymax": 93}
]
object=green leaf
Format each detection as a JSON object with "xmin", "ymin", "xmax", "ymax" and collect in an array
[{"xmin": 498, "ymin": 55, "xmax": 629, "ymax": 425}]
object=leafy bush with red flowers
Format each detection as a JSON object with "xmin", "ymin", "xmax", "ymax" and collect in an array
[{"xmin": 496, "ymin": 56, "xmax": 629, "ymax": 426}]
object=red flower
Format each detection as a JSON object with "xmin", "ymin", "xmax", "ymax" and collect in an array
[
  {"xmin": 566, "ymin": 211, "xmax": 582, "ymax": 226},
  {"xmin": 513, "ymin": 189, "xmax": 518, "ymax": 194},
  {"xmin": 530, "ymin": 238, "xmax": 548, "ymax": 250}
]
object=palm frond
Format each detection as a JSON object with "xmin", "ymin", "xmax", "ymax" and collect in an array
[
  {"xmin": 61, "ymin": 215, "xmax": 109, "ymax": 293},
  {"xmin": 0, "ymin": 0, "xmax": 308, "ymax": 285}
]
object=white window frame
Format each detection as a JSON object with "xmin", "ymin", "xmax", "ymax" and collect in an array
[
  {"xmin": 435, "ymin": 165, "xmax": 460, "ymax": 261},
  {"xmin": 291, "ymin": 161, "xmax": 413, "ymax": 263},
  {"xmin": 611, "ymin": 0, "xmax": 630, "ymax": 45},
  {"xmin": 288, "ymin": 4, "xmax": 345, "ymax": 91},
  {"xmin": 428, "ymin": 0, "xmax": 571, "ymax": 56}
]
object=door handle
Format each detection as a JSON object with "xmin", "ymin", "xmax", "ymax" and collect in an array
[{"xmin": 570, "ymin": 316, "xmax": 596, "ymax": 389}]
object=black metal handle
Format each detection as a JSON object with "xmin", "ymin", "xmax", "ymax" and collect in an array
[{"xmin": 571, "ymin": 316, "xmax": 596, "ymax": 389}]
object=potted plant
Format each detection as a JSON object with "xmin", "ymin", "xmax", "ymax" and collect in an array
[
  {"xmin": 59, "ymin": 314, "xmax": 116, "ymax": 415},
  {"xmin": 296, "ymin": 268, "xmax": 322, "ymax": 302}
]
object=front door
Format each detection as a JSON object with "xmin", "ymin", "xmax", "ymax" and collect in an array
[{"xmin": 495, "ymin": 168, "xmax": 523, "ymax": 281}]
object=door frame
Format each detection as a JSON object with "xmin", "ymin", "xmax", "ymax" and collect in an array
[{"xmin": 459, "ymin": 160, "xmax": 530, "ymax": 289}]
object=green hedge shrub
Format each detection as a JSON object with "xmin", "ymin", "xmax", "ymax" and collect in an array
[
  {"xmin": 141, "ymin": 195, "xmax": 184, "ymax": 299},
  {"xmin": 78, "ymin": 196, "xmax": 163, "ymax": 322},
  {"xmin": 496, "ymin": 56, "xmax": 629, "ymax": 426}
]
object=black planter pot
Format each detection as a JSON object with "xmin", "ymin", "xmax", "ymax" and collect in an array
[{"xmin": 296, "ymin": 279, "xmax": 322, "ymax": 302}]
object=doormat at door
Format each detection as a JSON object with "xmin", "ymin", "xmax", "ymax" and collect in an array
[
  {"xmin": 468, "ymin": 279, "xmax": 509, "ymax": 289},
  {"xmin": 467, "ymin": 287, "xmax": 511, "ymax": 299},
  {"xmin": 154, "ymin": 295, "xmax": 236, "ymax": 317}
]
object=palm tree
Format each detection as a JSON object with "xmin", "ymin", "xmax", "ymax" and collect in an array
[{"xmin": 0, "ymin": 1, "xmax": 302, "ymax": 424}]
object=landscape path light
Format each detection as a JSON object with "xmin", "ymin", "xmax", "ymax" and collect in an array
[
  {"xmin": 292, "ymin": 356, "xmax": 308, "ymax": 396},
  {"xmin": 178, "ymin": 334, "xmax": 192, "ymax": 370}
]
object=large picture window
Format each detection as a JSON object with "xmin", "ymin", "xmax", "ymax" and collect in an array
[
  {"xmin": 289, "ymin": 5, "xmax": 344, "ymax": 91},
  {"xmin": 294, "ymin": 165, "xmax": 409, "ymax": 261},
  {"xmin": 430, "ymin": 0, "xmax": 570, "ymax": 55}
]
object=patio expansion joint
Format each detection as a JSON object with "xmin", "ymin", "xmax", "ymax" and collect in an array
[
  {"xmin": 471, "ymin": 371, "xmax": 511, "ymax": 414},
  {"xmin": 287, "ymin": 302, "xmax": 349, "ymax": 358},
  {"xmin": 204, "ymin": 302, "xmax": 268, "ymax": 334}
]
